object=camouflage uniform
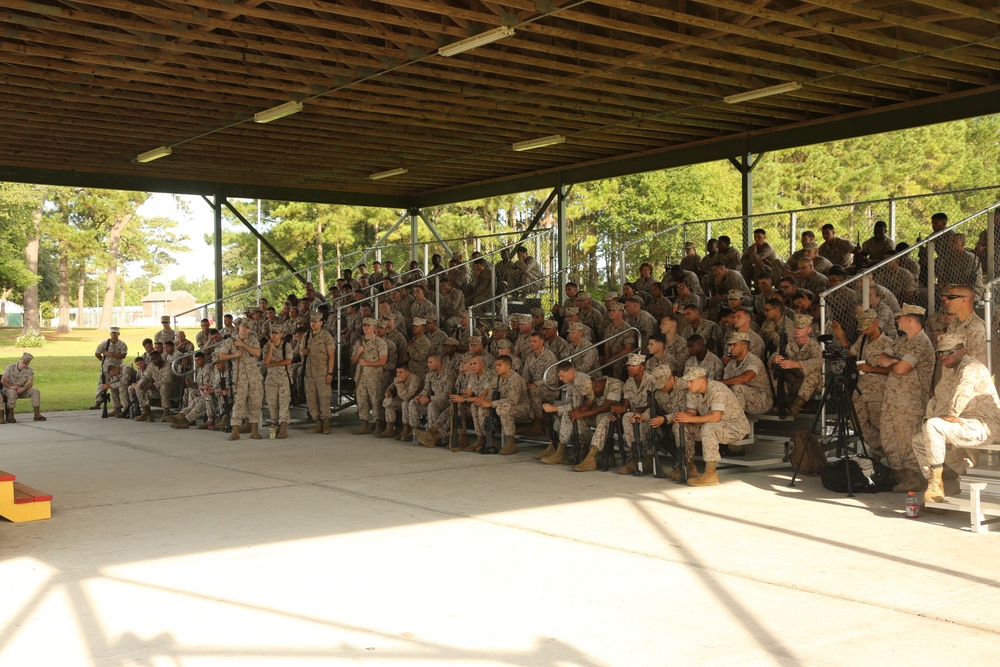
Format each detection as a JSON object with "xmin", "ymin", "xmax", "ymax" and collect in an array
[
  {"xmin": 263, "ymin": 340, "xmax": 293, "ymax": 424},
  {"xmin": 94, "ymin": 337, "xmax": 128, "ymax": 405},
  {"xmin": 567, "ymin": 339, "xmax": 599, "ymax": 374},
  {"xmin": 913, "ymin": 355, "xmax": 1000, "ymax": 474},
  {"xmin": 880, "ymin": 330, "xmax": 934, "ymax": 475},
  {"xmin": 771, "ymin": 338, "xmax": 823, "ymax": 402},
  {"xmin": 849, "ymin": 332, "xmax": 893, "ymax": 458},
  {"xmin": 621, "ymin": 372, "xmax": 652, "ymax": 449},
  {"xmin": 135, "ymin": 362, "xmax": 175, "ymax": 410},
  {"xmin": 675, "ymin": 381, "xmax": 751, "ymax": 462},
  {"xmin": 682, "ymin": 319, "xmax": 722, "ymax": 354},
  {"xmin": 602, "ymin": 319, "xmax": 636, "ymax": 379},
  {"xmin": 492, "ymin": 370, "xmax": 532, "ymax": 436},
  {"xmin": 303, "ymin": 329, "xmax": 336, "ymax": 420},
  {"xmin": 224, "ymin": 333, "xmax": 264, "ymax": 425},
  {"xmin": 522, "ymin": 348, "xmax": 559, "ymax": 420},
  {"xmin": 179, "ymin": 363, "xmax": 219, "ymax": 423},
  {"xmin": 383, "ymin": 373, "xmax": 423, "ymax": 426},
  {"xmin": 467, "ymin": 368, "xmax": 498, "ymax": 437},
  {"xmin": 590, "ymin": 378, "xmax": 626, "ymax": 452},
  {"xmin": 664, "ymin": 335, "xmax": 690, "ymax": 376},
  {"xmin": 723, "ymin": 352, "xmax": 772, "ymax": 414},
  {"xmin": 3, "ymin": 362, "xmax": 41, "ymax": 409},
  {"xmin": 406, "ymin": 335, "xmax": 431, "ymax": 380},
  {"xmin": 946, "ymin": 314, "xmax": 988, "ymax": 365},
  {"xmin": 356, "ymin": 335, "xmax": 389, "ymax": 423},
  {"xmin": 553, "ymin": 373, "xmax": 595, "ymax": 446},
  {"xmin": 543, "ymin": 335, "xmax": 573, "ymax": 361},
  {"xmin": 684, "ymin": 352, "xmax": 724, "ymax": 381},
  {"xmin": 408, "ymin": 367, "xmax": 454, "ymax": 430},
  {"xmin": 818, "ymin": 237, "xmax": 855, "ymax": 267},
  {"xmin": 626, "ymin": 309, "xmax": 658, "ymax": 342},
  {"xmin": 154, "ymin": 327, "xmax": 175, "ymax": 346}
]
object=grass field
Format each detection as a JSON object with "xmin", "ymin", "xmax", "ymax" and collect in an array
[{"xmin": 0, "ymin": 327, "xmax": 162, "ymax": 413}]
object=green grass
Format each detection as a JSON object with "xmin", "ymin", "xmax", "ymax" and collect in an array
[{"xmin": 0, "ymin": 326, "xmax": 162, "ymax": 413}]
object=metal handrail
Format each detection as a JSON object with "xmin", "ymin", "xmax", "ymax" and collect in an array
[
  {"xmin": 169, "ymin": 338, "xmax": 228, "ymax": 377},
  {"xmin": 543, "ymin": 326, "xmax": 643, "ymax": 390}
]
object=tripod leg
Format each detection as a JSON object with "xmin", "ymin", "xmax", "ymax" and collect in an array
[{"xmin": 789, "ymin": 375, "xmax": 834, "ymax": 487}]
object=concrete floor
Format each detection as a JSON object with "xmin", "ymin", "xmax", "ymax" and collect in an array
[{"xmin": 1, "ymin": 411, "xmax": 999, "ymax": 667}]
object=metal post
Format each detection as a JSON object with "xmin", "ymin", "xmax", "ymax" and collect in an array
[
  {"xmin": 927, "ymin": 240, "xmax": 936, "ymax": 315},
  {"xmin": 988, "ymin": 208, "xmax": 996, "ymax": 285},
  {"xmin": 557, "ymin": 184, "xmax": 569, "ymax": 285},
  {"xmin": 213, "ymin": 190, "xmax": 224, "ymax": 326},
  {"xmin": 410, "ymin": 209, "xmax": 420, "ymax": 263},
  {"xmin": 985, "ymin": 283, "xmax": 993, "ymax": 374},
  {"xmin": 335, "ymin": 307, "xmax": 343, "ymax": 413},
  {"xmin": 790, "ymin": 212, "xmax": 797, "ymax": 255},
  {"xmin": 435, "ymin": 274, "xmax": 441, "ymax": 326},
  {"xmin": 706, "ymin": 223, "xmax": 712, "ymax": 243},
  {"xmin": 862, "ymin": 274, "xmax": 870, "ymax": 309},
  {"xmin": 889, "ymin": 198, "xmax": 897, "ymax": 242},
  {"xmin": 256, "ymin": 198, "xmax": 262, "ymax": 301}
]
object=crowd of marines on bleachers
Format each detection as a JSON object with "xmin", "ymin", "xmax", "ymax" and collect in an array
[{"xmin": 85, "ymin": 221, "xmax": 999, "ymax": 505}]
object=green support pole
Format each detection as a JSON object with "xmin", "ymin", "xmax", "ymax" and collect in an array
[
  {"xmin": 214, "ymin": 190, "xmax": 225, "ymax": 326},
  {"xmin": 557, "ymin": 184, "xmax": 569, "ymax": 281}
]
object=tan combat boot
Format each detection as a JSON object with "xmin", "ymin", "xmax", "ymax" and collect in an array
[
  {"xmin": 416, "ymin": 427, "xmax": 439, "ymax": 448},
  {"xmin": 134, "ymin": 406, "xmax": 151, "ymax": 422},
  {"xmin": 668, "ymin": 463, "xmax": 699, "ymax": 482},
  {"xmin": 397, "ymin": 425, "xmax": 412, "ymax": 442},
  {"xmin": 923, "ymin": 467, "xmax": 945, "ymax": 504},
  {"xmin": 169, "ymin": 417, "xmax": 191, "ymax": 429},
  {"xmin": 277, "ymin": 422, "xmax": 288, "ymax": 439},
  {"xmin": 534, "ymin": 439, "xmax": 557, "ymax": 460},
  {"xmin": 542, "ymin": 442, "xmax": 567, "ymax": 465},
  {"xmin": 456, "ymin": 430, "xmax": 469, "ymax": 450},
  {"xmin": 789, "ymin": 396, "xmax": 807, "ymax": 419},
  {"xmin": 688, "ymin": 461, "xmax": 720, "ymax": 486},
  {"xmin": 618, "ymin": 459, "xmax": 637, "ymax": 475},
  {"xmin": 892, "ymin": 469, "xmax": 923, "ymax": 493},
  {"xmin": 573, "ymin": 446, "xmax": 600, "ymax": 472},
  {"xmin": 216, "ymin": 416, "xmax": 229, "ymax": 432},
  {"xmin": 6, "ymin": 409, "xmax": 16, "ymax": 424},
  {"xmin": 109, "ymin": 407, "xmax": 122, "ymax": 418},
  {"xmin": 308, "ymin": 419, "xmax": 323, "ymax": 434},
  {"xmin": 0, "ymin": 408, "xmax": 6, "ymax": 425},
  {"xmin": 376, "ymin": 422, "xmax": 396, "ymax": 438},
  {"xmin": 463, "ymin": 435, "xmax": 485, "ymax": 452},
  {"xmin": 353, "ymin": 420, "xmax": 371, "ymax": 435},
  {"xmin": 199, "ymin": 420, "xmax": 213, "ymax": 430},
  {"xmin": 239, "ymin": 420, "xmax": 252, "ymax": 434},
  {"xmin": 499, "ymin": 437, "xmax": 519, "ymax": 455},
  {"xmin": 229, "ymin": 425, "xmax": 240, "ymax": 441},
  {"xmin": 159, "ymin": 410, "xmax": 173, "ymax": 423},
  {"xmin": 249, "ymin": 423, "xmax": 263, "ymax": 440},
  {"xmin": 322, "ymin": 418, "xmax": 331, "ymax": 435}
]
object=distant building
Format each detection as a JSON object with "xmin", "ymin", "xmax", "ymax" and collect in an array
[{"xmin": 141, "ymin": 291, "xmax": 197, "ymax": 320}]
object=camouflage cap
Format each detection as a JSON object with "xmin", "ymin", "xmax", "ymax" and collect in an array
[
  {"xmin": 411, "ymin": 317, "xmax": 427, "ymax": 326},
  {"xmin": 310, "ymin": 312, "xmax": 324, "ymax": 323},
  {"xmin": 575, "ymin": 291, "xmax": 592, "ymax": 301},
  {"xmin": 936, "ymin": 333, "xmax": 965, "ymax": 352},
  {"xmin": 19, "ymin": 352, "xmax": 33, "ymax": 362},
  {"xmin": 511, "ymin": 313, "xmax": 532, "ymax": 324},
  {"xmin": 160, "ymin": 315, "xmax": 170, "ymax": 323},
  {"xmin": 794, "ymin": 314, "xmax": 814, "ymax": 329},
  {"xmin": 650, "ymin": 365, "xmax": 673, "ymax": 384},
  {"xmin": 109, "ymin": 326, "xmax": 120, "ymax": 333},
  {"xmin": 683, "ymin": 241, "xmax": 697, "ymax": 249},
  {"xmin": 493, "ymin": 320, "xmax": 506, "ymax": 329},
  {"xmin": 444, "ymin": 337, "xmax": 460, "ymax": 346},
  {"xmin": 681, "ymin": 366, "xmax": 707, "ymax": 381},
  {"xmin": 802, "ymin": 242, "xmax": 819, "ymax": 251},
  {"xmin": 376, "ymin": 319, "xmax": 388, "ymax": 328},
  {"xmin": 460, "ymin": 309, "xmax": 472, "ymax": 317},
  {"xmin": 604, "ymin": 292, "xmax": 620, "ymax": 301},
  {"xmin": 855, "ymin": 308, "xmax": 878, "ymax": 330},
  {"xmin": 626, "ymin": 353, "xmax": 646, "ymax": 366},
  {"xmin": 530, "ymin": 307, "xmax": 544, "ymax": 317},
  {"xmin": 567, "ymin": 322, "xmax": 586, "ymax": 333},
  {"xmin": 497, "ymin": 339, "xmax": 513, "ymax": 348},
  {"xmin": 460, "ymin": 352, "xmax": 473, "ymax": 362},
  {"xmin": 895, "ymin": 303, "xmax": 926, "ymax": 318},
  {"xmin": 467, "ymin": 335, "xmax": 483, "ymax": 345},
  {"xmin": 541, "ymin": 319, "xmax": 559, "ymax": 329},
  {"xmin": 362, "ymin": 316, "xmax": 377, "ymax": 326},
  {"xmin": 423, "ymin": 315, "xmax": 437, "ymax": 322},
  {"xmin": 563, "ymin": 306, "xmax": 579, "ymax": 316},
  {"xmin": 726, "ymin": 331, "xmax": 751, "ymax": 345},
  {"xmin": 608, "ymin": 301, "xmax": 625, "ymax": 311},
  {"xmin": 727, "ymin": 289, "xmax": 744, "ymax": 300},
  {"xmin": 237, "ymin": 318, "xmax": 253, "ymax": 329}
]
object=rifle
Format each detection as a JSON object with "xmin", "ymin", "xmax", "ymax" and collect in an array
[
  {"xmin": 677, "ymin": 420, "xmax": 689, "ymax": 484},
  {"xmin": 631, "ymin": 418, "xmax": 646, "ymax": 477},
  {"xmin": 99, "ymin": 366, "xmax": 110, "ymax": 419},
  {"xmin": 480, "ymin": 378, "xmax": 500, "ymax": 455},
  {"xmin": 448, "ymin": 376, "xmax": 462, "ymax": 451},
  {"xmin": 774, "ymin": 328, "xmax": 789, "ymax": 418},
  {"xmin": 647, "ymin": 390, "xmax": 667, "ymax": 478},
  {"xmin": 126, "ymin": 368, "xmax": 140, "ymax": 419},
  {"xmin": 219, "ymin": 366, "xmax": 234, "ymax": 429},
  {"xmin": 570, "ymin": 418, "xmax": 583, "ymax": 466}
]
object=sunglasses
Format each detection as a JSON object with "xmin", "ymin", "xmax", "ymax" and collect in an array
[
  {"xmin": 936, "ymin": 348, "xmax": 961, "ymax": 357},
  {"xmin": 941, "ymin": 294, "xmax": 968, "ymax": 301}
]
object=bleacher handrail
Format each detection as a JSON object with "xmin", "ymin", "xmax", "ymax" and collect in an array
[
  {"xmin": 169, "ymin": 338, "xmax": 228, "ymax": 377},
  {"xmin": 542, "ymin": 326, "xmax": 643, "ymax": 390}
]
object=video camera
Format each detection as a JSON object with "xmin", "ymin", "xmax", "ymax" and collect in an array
[{"xmin": 817, "ymin": 334, "xmax": 855, "ymax": 380}]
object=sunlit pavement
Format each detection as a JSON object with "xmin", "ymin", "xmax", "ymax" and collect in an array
[{"xmin": 2, "ymin": 411, "xmax": 998, "ymax": 666}]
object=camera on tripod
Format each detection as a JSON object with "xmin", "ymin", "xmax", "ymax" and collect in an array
[{"xmin": 817, "ymin": 334, "xmax": 855, "ymax": 380}]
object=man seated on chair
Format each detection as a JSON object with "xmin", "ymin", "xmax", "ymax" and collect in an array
[
  {"xmin": 618, "ymin": 353, "xmax": 653, "ymax": 476},
  {"xmin": 473, "ymin": 355, "xmax": 530, "ymax": 455},
  {"xmin": 132, "ymin": 351, "xmax": 175, "ymax": 422},
  {"xmin": 721, "ymin": 332, "xmax": 773, "ymax": 417},
  {"xmin": 769, "ymin": 314, "xmax": 823, "ymax": 418},
  {"xmin": 539, "ymin": 360, "xmax": 596, "ymax": 465},
  {"xmin": 673, "ymin": 367, "xmax": 751, "ymax": 487},
  {"xmin": 1, "ymin": 352, "xmax": 46, "ymax": 423}
]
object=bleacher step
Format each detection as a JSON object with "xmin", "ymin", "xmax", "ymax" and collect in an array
[{"xmin": 0, "ymin": 470, "xmax": 53, "ymax": 522}]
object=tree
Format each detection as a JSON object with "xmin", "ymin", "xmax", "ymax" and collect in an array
[
  {"xmin": 0, "ymin": 183, "xmax": 43, "ymax": 326},
  {"xmin": 139, "ymin": 216, "xmax": 190, "ymax": 293}
]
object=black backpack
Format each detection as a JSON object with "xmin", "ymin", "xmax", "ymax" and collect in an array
[{"xmin": 820, "ymin": 456, "xmax": 894, "ymax": 493}]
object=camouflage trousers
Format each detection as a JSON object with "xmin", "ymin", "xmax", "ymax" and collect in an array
[
  {"xmin": 407, "ymin": 395, "xmax": 449, "ymax": 428},
  {"xmin": 556, "ymin": 408, "xmax": 592, "ymax": 446},
  {"xmin": 674, "ymin": 419, "xmax": 749, "ymax": 462},
  {"xmin": 104, "ymin": 385, "xmax": 129, "ymax": 410},
  {"xmin": 880, "ymin": 406, "xmax": 922, "ymax": 474},
  {"xmin": 622, "ymin": 413, "xmax": 650, "ymax": 449},
  {"xmin": 231, "ymin": 373, "xmax": 264, "ymax": 425},
  {"xmin": 496, "ymin": 401, "xmax": 531, "ymax": 436},
  {"xmin": 527, "ymin": 385, "xmax": 558, "ymax": 420},
  {"xmin": 304, "ymin": 374, "xmax": 331, "ymax": 420},
  {"xmin": 731, "ymin": 384, "xmax": 772, "ymax": 415},
  {"xmin": 355, "ymin": 370, "xmax": 385, "ymax": 422},
  {"xmin": 5, "ymin": 387, "xmax": 41, "ymax": 409},
  {"xmin": 136, "ymin": 382, "xmax": 172, "ymax": 410},
  {"xmin": 382, "ymin": 395, "xmax": 412, "ymax": 425},
  {"xmin": 590, "ymin": 414, "xmax": 614, "ymax": 451},
  {"xmin": 782, "ymin": 367, "xmax": 822, "ymax": 402},
  {"xmin": 181, "ymin": 394, "xmax": 215, "ymax": 422},
  {"xmin": 854, "ymin": 398, "xmax": 884, "ymax": 459},
  {"xmin": 266, "ymin": 374, "xmax": 291, "ymax": 424},
  {"xmin": 912, "ymin": 417, "xmax": 991, "ymax": 478}
]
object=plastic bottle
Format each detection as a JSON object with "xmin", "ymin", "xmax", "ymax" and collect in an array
[
  {"xmin": 905, "ymin": 491, "xmax": 920, "ymax": 519},
  {"xmin": 269, "ymin": 422, "xmax": 277, "ymax": 439}
]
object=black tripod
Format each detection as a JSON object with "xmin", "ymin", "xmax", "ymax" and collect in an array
[{"xmin": 788, "ymin": 367, "xmax": 868, "ymax": 496}]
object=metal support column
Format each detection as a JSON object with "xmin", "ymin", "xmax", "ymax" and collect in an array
[
  {"xmin": 213, "ymin": 190, "xmax": 224, "ymax": 326},
  {"xmin": 790, "ymin": 212, "xmax": 798, "ymax": 255},
  {"xmin": 417, "ymin": 211, "xmax": 454, "ymax": 259},
  {"xmin": 557, "ymin": 184, "xmax": 569, "ymax": 284},
  {"xmin": 409, "ymin": 208, "xmax": 420, "ymax": 263},
  {"xmin": 729, "ymin": 152, "xmax": 764, "ymax": 249},
  {"xmin": 889, "ymin": 198, "xmax": 897, "ymax": 242}
]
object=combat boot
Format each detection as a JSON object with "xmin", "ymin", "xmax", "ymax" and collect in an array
[
  {"xmin": 353, "ymin": 420, "xmax": 371, "ymax": 435},
  {"xmin": 229, "ymin": 425, "xmax": 240, "ymax": 441},
  {"xmin": 892, "ymin": 469, "xmax": 923, "ymax": 493},
  {"xmin": 397, "ymin": 425, "xmax": 412, "ymax": 442},
  {"xmin": 169, "ymin": 417, "xmax": 191, "ymax": 429},
  {"xmin": 0, "ymin": 408, "xmax": 5, "ymax": 425},
  {"xmin": 456, "ymin": 430, "xmax": 469, "ymax": 450},
  {"xmin": 668, "ymin": 463, "xmax": 699, "ymax": 482},
  {"xmin": 239, "ymin": 420, "xmax": 252, "ymax": 434},
  {"xmin": 463, "ymin": 435, "xmax": 485, "ymax": 452},
  {"xmin": 199, "ymin": 420, "xmax": 213, "ymax": 430},
  {"xmin": 573, "ymin": 446, "xmax": 600, "ymax": 472},
  {"xmin": 534, "ymin": 439, "xmax": 557, "ymax": 460},
  {"xmin": 376, "ymin": 422, "xmax": 395, "ymax": 438},
  {"xmin": 789, "ymin": 396, "xmax": 807, "ymax": 419},
  {"xmin": 216, "ymin": 416, "xmax": 229, "ymax": 432},
  {"xmin": 277, "ymin": 422, "xmax": 288, "ymax": 439},
  {"xmin": 322, "ymin": 418, "xmax": 331, "ymax": 435},
  {"xmin": 688, "ymin": 461, "xmax": 719, "ymax": 486},
  {"xmin": 249, "ymin": 423, "xmax": 262, "ymax": 440},
  {"xmin": 542, "ymin": 442, "xmax": 567, "ymax": 465},
  {"xmin": 416, "ymin": 427, "xmax": 439, "ymax": 448},
  {"xmin": 134, "ymin": 406, "xmax": 151, "ymax": 422},
  {"xmin": 89, "ymin": 401, "xmax": 102, "ymax": 410},
  {"xmin": 7, "ymin": 409, "xmax": 16, "ymax": 424},
  {"xmin": 499, "ymin": 437, "xmax": 518, "ymax": 455},
  {"xmin": 373, "ymin": 420, "xmax": 387, "ymax": 437},
  {"xmin": 159, "ymin": 410, "xmax": 173, "ymax": 423},
  {"xmin": 109, "ymin": 407, "xmax": 122, "ymax": 418},
  {"xmin": 923, "ymin": 467, "xmax": 945, "ymax": 504},
  {"xmin": 308, "ymin": 419, "xmax": 323, "ymax": 434},
  {"xmin": 618, "ymin": 459, "xmax": 637, "ymax": 475}
]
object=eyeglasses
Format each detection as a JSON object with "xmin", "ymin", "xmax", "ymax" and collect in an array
[
  {"xmin": 941, "ymin": 294, "xmax": 968, "ymax": 301},
  {"xmin": 936, "ymin": 348, "xmax": 961, "ymax": 357}
]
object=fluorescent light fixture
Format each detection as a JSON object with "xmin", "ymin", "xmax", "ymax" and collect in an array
[
  {"xmin": 136, "ymin": 146, "xmax": 172, "ymax": 163},
  {"xmin": 369, "ymin": 167, "xmax": 408, "ymax": 181},
  {"xmin": 254, "ymin": 100, "xmax": 303, "ymax": 123},
  {"xmin": 438, "ymin": 26, "xmax": 515, "ymax": 57},
  {"xmin": 512, "ymin": 134, "xmax": 566, "ymax": 152},
  {"xmin": 724, "ymin": 81, "xmax": 801, "ymax": 104}
]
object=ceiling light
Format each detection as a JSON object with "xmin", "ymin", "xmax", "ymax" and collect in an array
[
  {"xmin": 724, "ymin": 82, "xmax": 802, "ymax": 104},
  {"xmin": 370, "ymin": 167, "xmax": 408, "ymax": 181},
  {"xmin": 512, "ymin": 135, "xmax": 566, "ymax": 152},
  {"xmin": 136, "ymin": 146, "xmax": 172, "ymax": 163},
  {"xmin": 253, "ymin": 101, "xmax": 304, "ymax": 123},
  {"xmin": 438, "ymin": 27, "xmax": 515, "ymax": 57}
]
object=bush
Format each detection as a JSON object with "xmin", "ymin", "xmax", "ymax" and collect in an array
[{"xmin": 14, "ymin": 331, "xmax": 46, "ymax": 348}]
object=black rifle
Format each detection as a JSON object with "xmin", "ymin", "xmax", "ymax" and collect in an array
[
  {"xmin": 774, "ymin": 328, "xmax": 789, "ymax": 418},
  {"xmin": 570, "ymin": 418, "xmax": 583, "ymax": 465},
  {"xmin": 631, "ymin": 418, "xmax": 646, "ymax": 477},
  {"xmin": 99, "ymin": 365, "xmax": 110, "ymax": 418},
  {"xmin": 219, "ymin": 368, "xmax": 234, "ymax": 429},
  {"xmin": 599, "ymin": 403, "xmax": 625, "ymax": 471},
  {"xmin": 677, "ymin": 420, "xmax": 690, "ymax": 484},
  {"xmin": 647, "ymin": 390, "xmax": 667, "ymax": 478},
  {"xmin": 480, "ymin": 379, "xmax": 500, "ymax": 455},
  {"xmin": 448, "ymin": 376, "xmax": 462, "ymax": 451},
  {"xmin": 126, "ymin": 368, "xmax": 140, "ymax": 419}
]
